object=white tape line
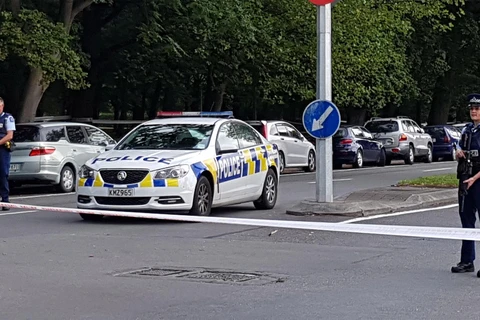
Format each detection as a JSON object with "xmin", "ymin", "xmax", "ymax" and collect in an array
[{"xmin": 0, "ymin": 202, "xmax": 477, "ymax": 241}]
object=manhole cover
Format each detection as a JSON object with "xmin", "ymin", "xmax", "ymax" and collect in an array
[
  {"xmin": 131, "ymin": 268, "xmax": 189, "ymax": 277},
  {"xmin": 114, "ymin": 267, "xmax": 285, "ymax": 286},
  {"xmin": 179, "ymin": 270, "xmax": 259, "ymax": 283}
]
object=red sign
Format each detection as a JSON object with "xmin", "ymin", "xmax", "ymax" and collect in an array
[{"xmin": 309, "ymin": 0, "xmax": 335, "ymax": 5}]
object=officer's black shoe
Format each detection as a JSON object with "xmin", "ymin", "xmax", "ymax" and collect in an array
[
  {"xmin": 1, "ymin": 206, "xmax": 9, "ymax": 211},
  {"xmin": 451, "ymin": 262, "xmax": 475, "ymax": 273}
]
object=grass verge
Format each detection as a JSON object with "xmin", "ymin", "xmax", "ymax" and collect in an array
[{"xmin": 397, "ymin": 173, "xmax": 458, "ymax": 188}]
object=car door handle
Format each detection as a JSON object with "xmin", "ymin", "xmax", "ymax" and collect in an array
[
  {"xmin": 72, "ymin": 149, "xmax": 77, "ymax": 152},
  {"xmin": 281, "ymin": 138, "xmax": 285, "ymax": 141}
]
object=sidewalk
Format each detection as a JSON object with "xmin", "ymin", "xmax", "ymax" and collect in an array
[{"xmin": 286, "ymin": 186, "xmax": 457, "ymax": 217}]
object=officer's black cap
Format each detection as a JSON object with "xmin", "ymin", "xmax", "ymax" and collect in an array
[{"xmin": 468, "ymin": 93, "xmax": 480, "ymax": 107}]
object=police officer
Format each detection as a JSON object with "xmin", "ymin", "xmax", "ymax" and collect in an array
[
  {"xmin": 451, "ymin": 93, "xmax": 480, "ymax": 275},
  {"xmin": 0, "ymin": 97, "xmax": 15, "ymax": 211}
]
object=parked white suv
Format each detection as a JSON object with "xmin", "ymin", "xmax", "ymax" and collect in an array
[
  {"xmin": 247, "ymin": 120, "xmax": 316, "ymax": 173},
  {"xmin": 10, "ymin": 122, "xmax": 116, "ymax": 192},
  {"xmin": 364, "ymin": 116, "xmax": 433, "ymax": 165}
]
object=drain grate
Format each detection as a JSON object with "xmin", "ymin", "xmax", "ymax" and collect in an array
[{"xmin": 114, "ymin": 267, "xmax": 285, "ymax": 286}]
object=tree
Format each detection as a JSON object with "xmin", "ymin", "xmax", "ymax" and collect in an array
[{"xmin": 0, "ymin": 0, "xmax": 105, "ymax": 122}]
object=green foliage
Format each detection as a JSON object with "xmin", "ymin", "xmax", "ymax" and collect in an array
[{"xmin": 0, "ymin": 10, "xmax": 88, "ymax": 90}]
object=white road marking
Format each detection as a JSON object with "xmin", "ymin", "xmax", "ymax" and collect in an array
[
  {"xmin": 423, "ymin": 168, "xmax": 453, "ymax": 172},
  {"xmin": 11, "ymin": 192, "xmax": 74, "ymax": 200},
  {"xmin": 340, "ymin": 204, "xmax": 458, "ymax": 224},
  {"xmin": 308, "ymin": 178, "xmax": 352, "ymax": 183},
  {"xmin": 0, "ymin": 210, "xmax": 37, "ymax": 217},
  {"xmin": 282, "ymin": 162, "xmax": 456, "ymax": 176}
]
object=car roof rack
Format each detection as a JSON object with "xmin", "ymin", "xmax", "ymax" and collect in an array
[
  {"xmin": 156, "ymin": 111, "xmax": 234, "ymax": 118},
  {"xmin": 396, "ymin": 116, "xmax": 409, "ymax": 119}
]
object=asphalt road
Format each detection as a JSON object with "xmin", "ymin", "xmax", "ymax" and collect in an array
[{"xmin": 3, "ymin": 160, "xmax": 473, "ymax": 320}]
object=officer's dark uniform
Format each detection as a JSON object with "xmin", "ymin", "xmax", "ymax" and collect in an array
[
  {"xmin": 452, "ymin": 93, "xmax": 480, "ymax": 275},
  {"xmin": 0, "ymin": 112, "xmax": 15, "ymax": 208}
]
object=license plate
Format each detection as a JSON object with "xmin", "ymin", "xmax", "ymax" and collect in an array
[
  {"xmin": 9, "ymin": 164, "xmax": 20, "ymax": 172},
  {"xmin": 108, "ymin": 188, "xmax": 134, "ymax": 197}
]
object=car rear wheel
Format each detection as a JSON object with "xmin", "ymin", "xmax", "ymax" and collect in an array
[
  {"xmin": 405, "ymin": 145, "xmax": 414, "ymax": 165},
  {"xmin": 190, "ymin": 176, "xmax": 212, "ymax": 216},
  {"xmin": 377, "ymin": 149, "xmax": 386, "ymax": 167},
  {"xmin": 353, "ymin": 149, "xmax": 363, "ymax": 168},
  {"xmin": 56, "ymin": 166, "xmax": 75, "ymax": 193},
  {"xmin": 424, "ymin": 144, "xmax": 433, "ymax": 163},
  {"xmin": 279, "ymin": 152, "xmax": 285, "ymax": 174},
  {"xmin": 304, "ymin": 150, "xmax": 315, "ymax": 172},
  {"xmin": 254, "ymin": 168, "xmax": 278, "ymax": 210}
]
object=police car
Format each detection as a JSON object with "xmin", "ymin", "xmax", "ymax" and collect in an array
[{"xmin": 76, "ymin": 112, "xmax": 280, "ymax": 220}]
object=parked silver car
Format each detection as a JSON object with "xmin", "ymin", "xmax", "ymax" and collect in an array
[
  {"xmin": 10, "ymin": 122, "xmax": 116, "ymax": 192},
  {"xmin": 364, "ymin": 116, "xmax": 433, "ymax": 165},
  {"xmin": 246, "ymin": 120, "xmax": 316, "ymax": 173}
]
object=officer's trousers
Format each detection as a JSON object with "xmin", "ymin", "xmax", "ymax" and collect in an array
[
  {"xmin": 0, "ymin": 148, "xmax": 11, "ymax": 203},
  {"xmin": 459, "ymin": 180, "xmax": 480, "ymax": 263}
]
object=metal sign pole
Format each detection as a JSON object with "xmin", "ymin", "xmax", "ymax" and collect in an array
[{"xmin": 316, "ymin": 4, "xmax": 333, "ymax": 202}]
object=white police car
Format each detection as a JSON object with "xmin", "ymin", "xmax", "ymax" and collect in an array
[{"xmin": 76, "ymin": 112, "xmax": 280, "ymax": 220}]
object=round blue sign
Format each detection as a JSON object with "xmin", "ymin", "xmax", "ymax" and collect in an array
[{"xmin": 302, "ymin": 100, "xmax": 341, "ymax": 139}]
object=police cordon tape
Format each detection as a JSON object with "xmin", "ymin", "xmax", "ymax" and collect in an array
[{"xmin": 3, "ymin": 202, "xmax": 476, "ymax": 241}]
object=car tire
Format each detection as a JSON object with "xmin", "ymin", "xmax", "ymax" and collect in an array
[
  {"xmin": 424, "ymin": 144, "xmax": 433, "ymax": 163},
  {"xmin": 304, "ymin": 150, "xmax": 316, "ymax": 172},
  {"xmin": 190, "ymin": 176, "xmax": 212, "ymax": 216},
  {"xmin": 79, "ymin": 213, "xmax": 104, "ymax": 221},
  {"xmin": 405, "ymin": 145, "xmax": 414, "ymax": 165},
  {"xmin": 56, "ymin": 166, "xmax": 75, "ymax": 193},
  {"xmin": 279, "ymin": 152, "xmax": 285, "ymax": 174},
  {"xmin": 377, "ymin": 148, "xmax": 386, "ymax": 167},
  {"xmin": 353, "ymin": 149, "xmax": 363, "ymax": 168},
  {"xmin": 254, "ymin": 168, "xmax": 278, "ymax": 210}
]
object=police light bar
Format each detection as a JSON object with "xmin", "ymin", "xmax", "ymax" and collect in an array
[{"xmin": 156, "ymin": 111, "xmax": 234, "ymax": 118}]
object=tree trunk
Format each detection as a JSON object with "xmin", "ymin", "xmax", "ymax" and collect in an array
[
  {"xmin": 213, "ymin": 82, "xmax": 227, "ymax": 112},
  {"xmin": 9, "ymin": 0, "xmax": 20, "ymax": 14},
  {"xmin": 19, "ymin": 67, "xmax": 45, "ymax": 122},
  {"xmin": 428, "ymin": 76, "xmax": 451, "ymax": 125}
]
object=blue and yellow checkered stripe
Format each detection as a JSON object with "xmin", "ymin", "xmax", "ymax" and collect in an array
[{"xmin": 78, "ymin": 172, "xmax": 179, "ymax": 188}]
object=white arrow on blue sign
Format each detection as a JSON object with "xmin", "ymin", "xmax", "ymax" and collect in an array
[{"xmin": 302, "ymin": 100, "xmax": 341, "ymax": 139}]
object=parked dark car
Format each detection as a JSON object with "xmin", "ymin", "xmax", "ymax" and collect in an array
[
  {"xmin": 333, "ymin": 125, "xmax": 386, "ymax": 169},
  {"xmin": 423, "ymin": 125, "xmax": 461, "ymax": 161}
]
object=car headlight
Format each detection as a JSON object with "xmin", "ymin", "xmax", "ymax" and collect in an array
[
  {"xmin": 79, "ymin": 165, "xmax": 95, "ymax": 179},
  {"xmin": 154, "ymin": 165, "xmax": 190, "ymax": 179}
]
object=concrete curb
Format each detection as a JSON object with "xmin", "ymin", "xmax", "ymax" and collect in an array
[{"xmin": 286, "ymin": 187, "xmax": 458, "ymax": 217}]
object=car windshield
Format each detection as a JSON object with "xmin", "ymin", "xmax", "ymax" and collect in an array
[
  {"xmin": 424, "ymin": 127, "xmax": 445, "ymax": 139},
  {"xmin": 13, "ymin": 125, "xmax": 66, "ymax": 142},
  {"xmin": 115, "ymin": 124, "xmax": 214, "ymax": 150},
  {"xmin": 365, "ymin": 121, "xmax": 399, "ymax": 133},
  {"xmin": 333, "ymin": 128, "xmax": 348, "ymax": 138}
]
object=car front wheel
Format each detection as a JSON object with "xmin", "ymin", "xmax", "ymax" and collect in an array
[
  {"xmin": 190, "ymin": 176, "xmax": 212, "ymax": 216},
  {"xmin": 254, "ymin": 168, "xmax": 278, "ymax": 210}
]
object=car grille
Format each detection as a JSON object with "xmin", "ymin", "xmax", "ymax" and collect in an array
[
  {"xmin": 95, "ymin": 197, "xmax": 151, "ymax": 206},
  {"xmin": 100, "ymin": 170, "xmax": 149, "ymax": 184}
]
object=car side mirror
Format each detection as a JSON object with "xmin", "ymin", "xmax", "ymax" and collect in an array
[
  {"xmin": 105, "ymin": 143, "xmax": 116, "ymax": 151},
  {"xmin": 417, "ymin": 129, "xmax": 424, "ymax": 133}
]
